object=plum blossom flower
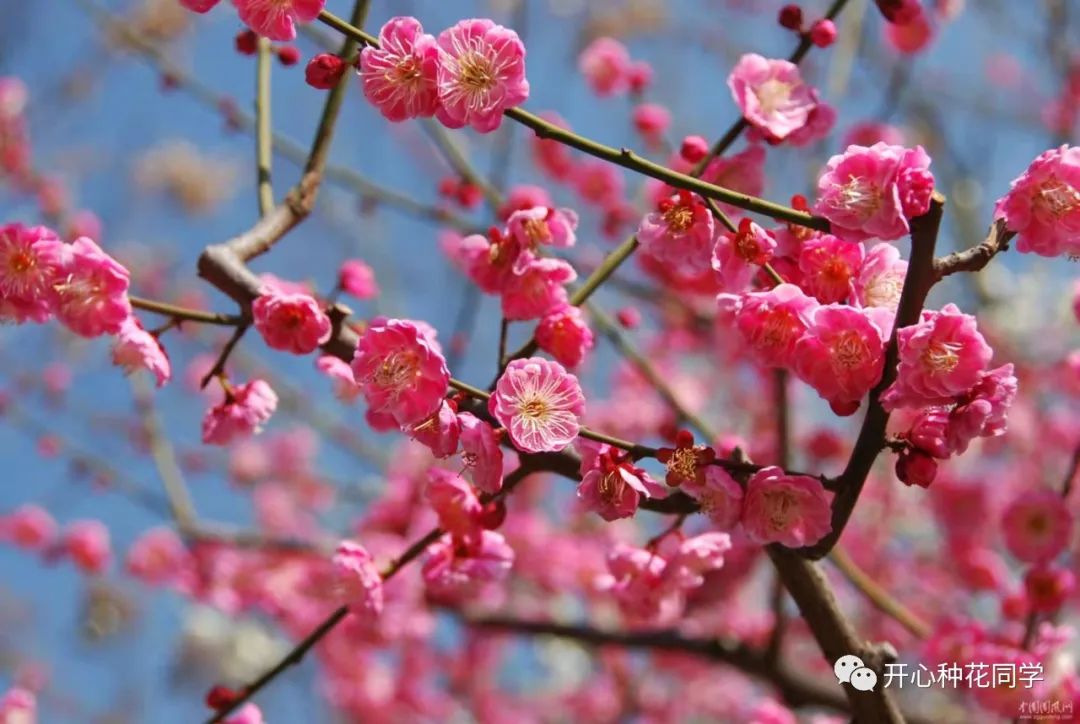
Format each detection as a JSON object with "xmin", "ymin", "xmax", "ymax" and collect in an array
[
  {"xmin": 578, "ymin": 37, "xmax": 631, "ymax": 96},
  {"xmin": 435, "ymin": 19, "xmax": 529, "ymax": 133},
  {"xmin": 711, "ymin": 218, "xmax": 777, "ymax": 291},
  {"xmin": 315, "ymin": 355, "xmax": 362, "ymax": 402},
  {"xmin": 422, "ymin": 530, "xmax": 514, "ymax": 599},
  {"xmin": 252, "ymin": 290, "xmax": 331, "ymax": 355},
  {"xmin": 797, "ymin": 234, "xmax": 865, "ymax": 304},
  {"xmin": 0, "ymin": 223, "xmax": 62, "ymax": 323},
  {"xmin": 61, "ymin": 519, "xmax": 111, "ymax": 574},
  {"xmin": 721, "ymin": 283, "xmax": 819, "ymax": 368},
  {"xmin": 945, "ymin": 363, "xmax": 1017, "ymax": 452},
  {"xmin": 500, "ymin": 256, "xmax": 576, "ymax": 320},
  {"xmin": 854, "ymin": 243, "xmax": 908, "ymax": 311},
  {"xmin": 741, "ymin": 467, "xmax": 833, "ymax": 547},
  {"xmin": 406, "ymin": 400, "xmax": 460, "ymax": 458},
  {"xmin": 794, "ymin": 305, "xmax": 890, "ymax": 416},
  {"xmin": 535, "ymin": 304, "xmax": 594, "ymax": 368},
  {"xmin": 994, "ymin": 145, "xmax": 1080, "ymax": 258},
  {"xmin": 577, "ymin": 445, "xmax": 659, "ymax": 521},
  {"xmin": 728, "ymin": 54, "xmax": 818, "ymax": 141},
  {"xmin": 459, "ymin": 412, "xmax": 504, "ymax": 494},
  {"xmin": 490, "ymin": 357, "xmax": 585, "ymax": 453},
  {"xmin": 112, "ymin": 317, "xmax": 171, "ymax": 387},
  {"xmin": 656, "ymin": 431, "xmax": 716, "ymax": 488},
  {"xmin": 638, "ymin": 190, "xmax": 716, "ymax": 276},
  {"xmin": 814, "ymin": 143, "xmax": 934, "ymax": 241},
  {"xmin": 506, "ymin": 206, "xmax": 578, "ymax": 257},
  {"xmin": 1002, "ymin": 490, "xmax": 1073, "ymax": 563},
  {"xmin": 425, "ymin": 468, "xmax": 484, "ymax": 540},
  {"xmin": 1025, "ymin": 565, "xmax": 1075, "ymax": 613},
  {"xmin": 337, "ymin": 259, "xmax": 379, "ymax": 300},
  {"xmin": 880, "ymin": 304, "xmax": 993, "ymax": 409},
  {"xmin": 681, "ymin": 466, "xmax": 744, "ymax": 529},
  {"xmin": 447, "ymin": 228, "xmax": 520, "ymax": 294},
  {"xmin": 201, "ymin": 379, "xmax": 278, "ymax": 445},
  {"xmin": 232, "ymin": 0, "xmax": 323, "ymax": 42},
  {"xmin": 351, "ymin": 319, "xmax": 450, "ymax": 427},
  {"xmin": 224, "ymin": 704, "xmax": 265, "ymax": 724},
  {"xmin": 126, "ymin": 527, "xmax": 190, "ymax": 586},
  {"xmin": 331, "ymin": 540, "xmax": 384, "ymax": 615},
  {"xmin": 360, "ymin": 17, "xmax": 440, "ymax": 122},
  {"xmin": 0, "ymin": 687, "xmax": 35, "ymax": 724},
  {"xmin": 46, "ymin": 236, "xmax": 131, "ymax": 337},
  {"xmin": 0, "ymin": 504, "xmax": 56, "ymax": 550}
]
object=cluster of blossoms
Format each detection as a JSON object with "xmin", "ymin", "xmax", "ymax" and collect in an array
[
  {"xmin": 995, "ymin": 145, "xmax": 1080, "ymax": 258},
  {"xmin": 0, "ymin": 506, "xmax": 113, "ymax": 575},
  {"xmin": 359, "ymin": 17, "xmax": 528, "ymax": 133},
  {"xmin": 0, "ymin": 78, "xmax": 30, "ymax": 180},
  {"xmin": 446, "ymin": 204, "xmax": 592, "ymax": 367},
  {"xmin": 577, "ymin": 37, "xmax": 653, "ymax": 98}
]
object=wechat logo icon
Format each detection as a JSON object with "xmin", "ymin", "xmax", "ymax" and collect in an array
[{"xmin": 834, "ymin": 654, "xmax": 878, "ymax": 692}]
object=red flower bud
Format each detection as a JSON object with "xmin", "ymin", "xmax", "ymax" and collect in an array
[
  {"xmin": 778, "ymin": 4, "xmax": 804, "ymax": 31},
  {"xmin": 234, "ymin": 30, "xmax": 259, "ymax": 56},
  {"xmin": 679, "ymin": 135, "xmax": 709, "ymax": 164},
  {"xmin": 304, "ymin": 53, "xmax": 347, "ymax": 90},
  {"xmin": 276, "ymin": 45, "xmax": 301, "ymax": 67},
  {"xmin": 809, "ymin": 19, "xmax": 837, "ymax": 48},
  {"xmin": 895, "ymin": 448, "xmax": 937, "ymax": 488}
]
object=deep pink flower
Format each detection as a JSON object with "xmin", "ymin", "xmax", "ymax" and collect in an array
[
  {"xmin": 0, "ymin": 223, "xmax": 62, "ymax": 323},
  {"xmin": 681, "ymin": 466, "xmax": 745, "ymax": 529},
  {"xmin": 814, "ymin": 143, "xmax": 934, "ymax": 241},
  {"xmin": 232, "ymin": 0, "xmax": 324, "ymax": 42},
  {"xmin": 741, "ymin": 466, "xmax": 833, "ymax": 547},
  {"xmin": 797, "ymin": 234, "xmax": 864, "ymax": 303},
  {"xmin": 728, "ymin": 54, "xmax": 818, "ymax": 141},
  {"xmin": 331, "ymin": 540, "xmax": 384, "ymax": 615},
  {"xmin": 360, "ymin": 17, "xmax": 440, "ymax": 122},
  {"xmin": 0, "ymin": 504, "xmax": 56, "ymax": 550},
  {"xmin": 1002, "ymin": 490, "xmax": 1073, "ymax": 563},
  {"xmin": 500, "ymin": 255, "xmax": 576, "ymax": 321},
  {"xmin": 535, "ymin": 304, "xmax": 594, "ymax": 368},
  {"xmin": 884, "ymin": 9, "xmax": 934, "ymax": 55},
  {"xmin": 632, "ymin": 103, "xmax": 671, "ymax": 145},
  {"xmin": 337, "ymin": 259, "xmax": 379, "ymax": 300},
  {"xmin": 252, "ymin": 290, "xmax": 331, "ymax": 355},
  {"xmin": 435, "ymin": 19, "xmax": 529, "ymax": 133},
  {"xmin": 854, "ymin": 242, "xmax": 908, "ymax": 311},
  {"xmin": 577, "ymin": 447, "xmax": 658, "ymax": 521},
  {"xmin": 880, "ymin": 304, "xmax": 993, "ymax": 409},
  {"xmin": 201, "ymin": 379, "xmax": 279, "ymax": 446},
  {"xmin": 638, "ymin": 191, "xmax": 716, "ymax": 277},
  {"xmin": 458, "ymin": 412, "xmax": 504, "ymax": 494},
  {"xmin": 406, "ymin": 399, "xmax": 460, "ymax": 458},
  {"xmin": 578, "ymin": 37, "xmax": 631, "ymax": 96},
  {"xmin": 305, "ymin": 52, "xmax": 347, "ymax": 90},
  {"xmin": 425, "ymin": 468, "xmax": 484, "ymax": 540},
  {"xmin": 126, "ymin": 527, "xmax": 190, "ymax": 586},
  {"xmin": 794, "ymin": 305, "xmax": 890, "ymax": 416},
  {"xmin": 61, "ymin": 519, "xmax": 111, "ymax": 574},
  {"xmin": 351, "ymin": 319, "xmax": 450, "ymax": 427},
  {"xmin": 724, "ymin": 283, "xmax": 819, "ymax": 368},
  {"xmin": 906, "ymin": 407, "xmax": 953, "ymax": 458},
  {"xmin": 315, "ymin": 355, "xmax": 362, "ymax": 402},
  {"xmin": 946, "ymin": 363, "xmax": 1017, "ymax": 453},
  {"xmin": 711, "ymin": 218, "xmax": 777, "ymax": 292},
  {"xmin": 422, "ymin": 530, "xmax": 514, "ymax": 599},
  {"xmin": 506, "ymin": 206, "xmax": 578, "ymax": 256},
  {"xmin": 1025, "ymin": 565, "xmax": 1075, "ymax": 613},
  {"xmin": 46, "ymin": 236, "xmax": 131, "ymax": 337},
  {"xmin": 0, "ymin": 687, "xmax": 35, "ymax": 724},
  {"xmin": 224, "ymin": 703, "xmax": 265, "ymax": 724},
  {"xmin": 489, "ymin": 357, "xmax": 585, "ymax": 453},
  {"xmin": 785, "ymin": 100, "xmax": 837, "ymax": 147},
  {"xmin": 895, "ymin": 446, "xmax": 937, "ymax": 488},
  {"xmin": 112, "ymin": 317, "xmax": 171, "ymax": 387},
  {"xmin": 994, "ymin": 145, "xmax": 1080, "ymax": 258},
  {"xmin": 448, "ymin": 228, "xmax": 521, "ymax": 294}
]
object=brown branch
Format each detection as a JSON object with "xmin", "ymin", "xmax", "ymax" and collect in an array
[
  {"xmin": 932, "ymin": 218, "xmax": 1014, "ymax": 281},
  {"xmin": 255, "ymin": 37, "xmax": 274, "ymax": 216},
  {"xmin": 801, "ymin": 193, "xmax": 945, "ymax": 560},
  {"xmin": 130, "ymin": 375, "xmax": 198, "ymax": 529},
  {"xmin": 128, "ymin": 295, "xmax": 244, "ymax": 326},
  {"xmin": 827, "ymin": 546, "xmax": 932, "ymax": 639}
]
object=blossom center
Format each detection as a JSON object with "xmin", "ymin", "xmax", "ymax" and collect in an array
[
  {"xmin": 764, "ymin": 489, "xmax": 797, "ymax": 530},
  {"xmin": 821, "ymin": 257, "xmax": 852, "ymax": 285},
  {"xmin": 1034, "ymin": 177, "xmax": 1080, "ymax": 219},
  {"xmin": 921, "ymin": 340, "xmax": 961, "ymax": 374},
  {"xmin": 391, "ymin": 56, "xmax": 423, "ymax": 85},
  {"xmin": 831, "ymin": 331, "xmax": 868, "ymax": 369},
  {"xmin": 663, "ymin": 204, "xmax": 694, "ymax": 233},
  {"xmin": 597, "ymin": 471, "xmax": 625, "ymax": 502},
  {"xmin": 523, "ymin": 217, "xmax": 551, "ymax": 244},
  {"xmin": 759, "ymin": 309, "xmax": 801, "ymax": 350},
  {"xmin": 666, "ymin": 447, "xmax": 699, "ymax": 483},
  {"xmin": 375, "ymin": 351, "xmax": 420, "ymax": 390},
  {"xmin": 458, "ymin": 52, "xmax": 496, "ymax": 92},
  {"xmin": 520, "ymin": 396, "xmax": 550, "ymax": 420},
  {"xmin": 837, "ymin": 176, "xmax": 881, "ymax": 220},
  {"xmin": 756, "ymin": 79, "xmax": 792, "ymax": 115},
  {"xmin": 735, "ymin": 231, "xmax": 761, "ymax": 262}
]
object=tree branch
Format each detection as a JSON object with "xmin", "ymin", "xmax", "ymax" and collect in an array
[{"xmin": 932, "ymin": 218, "xmax": 1013, "ymax": 280}]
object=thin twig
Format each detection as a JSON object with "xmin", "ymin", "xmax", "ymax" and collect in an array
[
  {"xmin": 255, "ymin": 37, "xmax": 274, "ymax": 216},
  {"xmin": 827, "ymin": 546, "xmax": 932, "ymax": 640},
  {"xmin": 129, "ymin": 295, "xmax": 244, "ymax": 326}
]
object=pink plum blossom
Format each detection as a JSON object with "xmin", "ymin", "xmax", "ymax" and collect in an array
[
  {"xmin": 425, "ymin": 468, "xmax": 484, "ymax": 541},
  {"xmin": 814, "ymin": 142, "xmax": 934, "ymax": 241},
  {"xmin": 436, "ymin": 19, "xmax": 529, "ymax": 133},
  {"xmin": 315, "ymin": 355, "xmax": 362, "ymax": 402},
  {"xmin": 360, "ymin": 17, "xmax": 440, "ymax": 122},
  {"xmin": 577, "ymin": 446, "xmax": 659, "ymax": 521},
  {"xmin": 406, "ymin": 399, "xmax": 461, "ymax": 458},
  {"xmin": 1002, "ymin": 490, "xmax": 1073, "ymax": 563},
  {"xmin": 224, "ymin": 704, "xmax": 265, "ymax": 724},
  {"xmin": 422, "ymin": 530, "xmax": 514, "ymax": 599},
  {"xmin": 46, "ymin": 236, "xmax": 131, "ymax": 337},
  {"xmin": 500, "ymin": 256, "xmax": 576, "ymax": 321},
  {"xmin": 252, "ymin": 290, "xmax": 331, "ymax": 355},
  {"xmin": 126, "ymin": 527, "xmax": 190, "ymax": 586},
  {"xmin": 112, "ymin": 317, "xmax": 171, "ymax": 387},
  {"xmin": 681, "ymin": 466, "xmax": 744, "ymax": 530},
  {"xmin": 331, "ymin": 540, "xmax": 384, "ymax": 615},
  {"xmin": 994, "ymin": 145, "xmax": 1080, "ymax": 258},
  {"xmin": 0, "ymin": 687, "xmax": 35, "ymax": 724},
  {"xmin": 881, "ymin": 304, "xmax": 993, "ymax": 409},
  {"xmin": 854, "ymin": 243, "xmax": 908, "ymax": 311},
  {"xmin": 447, "ymin": 229, "xmax": 520, "ymax": 294},
  {"xmin": 61, "ymin": 519, "xmax": 111, "ymax": 574},
  {"xmin": 506, "ymin": 206, "xmax": 578, "ymax": 257},
  {"xmin": 232, "ymin": 0, "xmax": 324, "ymax": 42},
  {"xmin": 638, "ymin": 191, "xmax": 716, "ymax": 277},
  {"xmin": 741, "ymin": 467, "xmax": 833, "ymax": 547},
  {"xmin": 489, "ymin": 357, "xmax": 585, "ymax": 453},
  {"xmin": 728, "ymin": 54, "xmax": 818, "ymax": 141},
  {"xmin": 535, "ymin": 304, "xmax": 594, "ymax": 368},
  {"xmin": 0, "ymin": 504, "xmax": 56, "ymax": 550},
  {"xmin": 578, "ymin": 37, "xmax": 631, "ymax": 97},
  {"xmin": 794, "ymin": 305, "xmax": 890, "ymax": 416},
  {"xmin": 337, "ymin": 259, "xmax": 379, "ymax": 300},
  {"xmin": 201, "ymin": 378, "xmax": 279, "ymax": 445},
  {"xmin": 0, "ymin": 223, "xmax": 62, "ymax": 323},
  {"xmin": 722, "ymin": 283, "xmax": 819, "ymax": 368},
  {"xmin": 711, "ymin": 218, "xmax": 777, "ymax": 292},
  {"xmin": 797, "ymin": 234, "xmax": 864, "ymax": 304},
  {"xmin": 945, "ymin": 363, "xmax": 1018, "ymax": 453},
  {"xmin": 351, "ymin": 319, "xmax": 450, "ymax": 427},
  {"xmin": 459, "ymin": 412, "xmax": 504, "ymax": 494}
]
